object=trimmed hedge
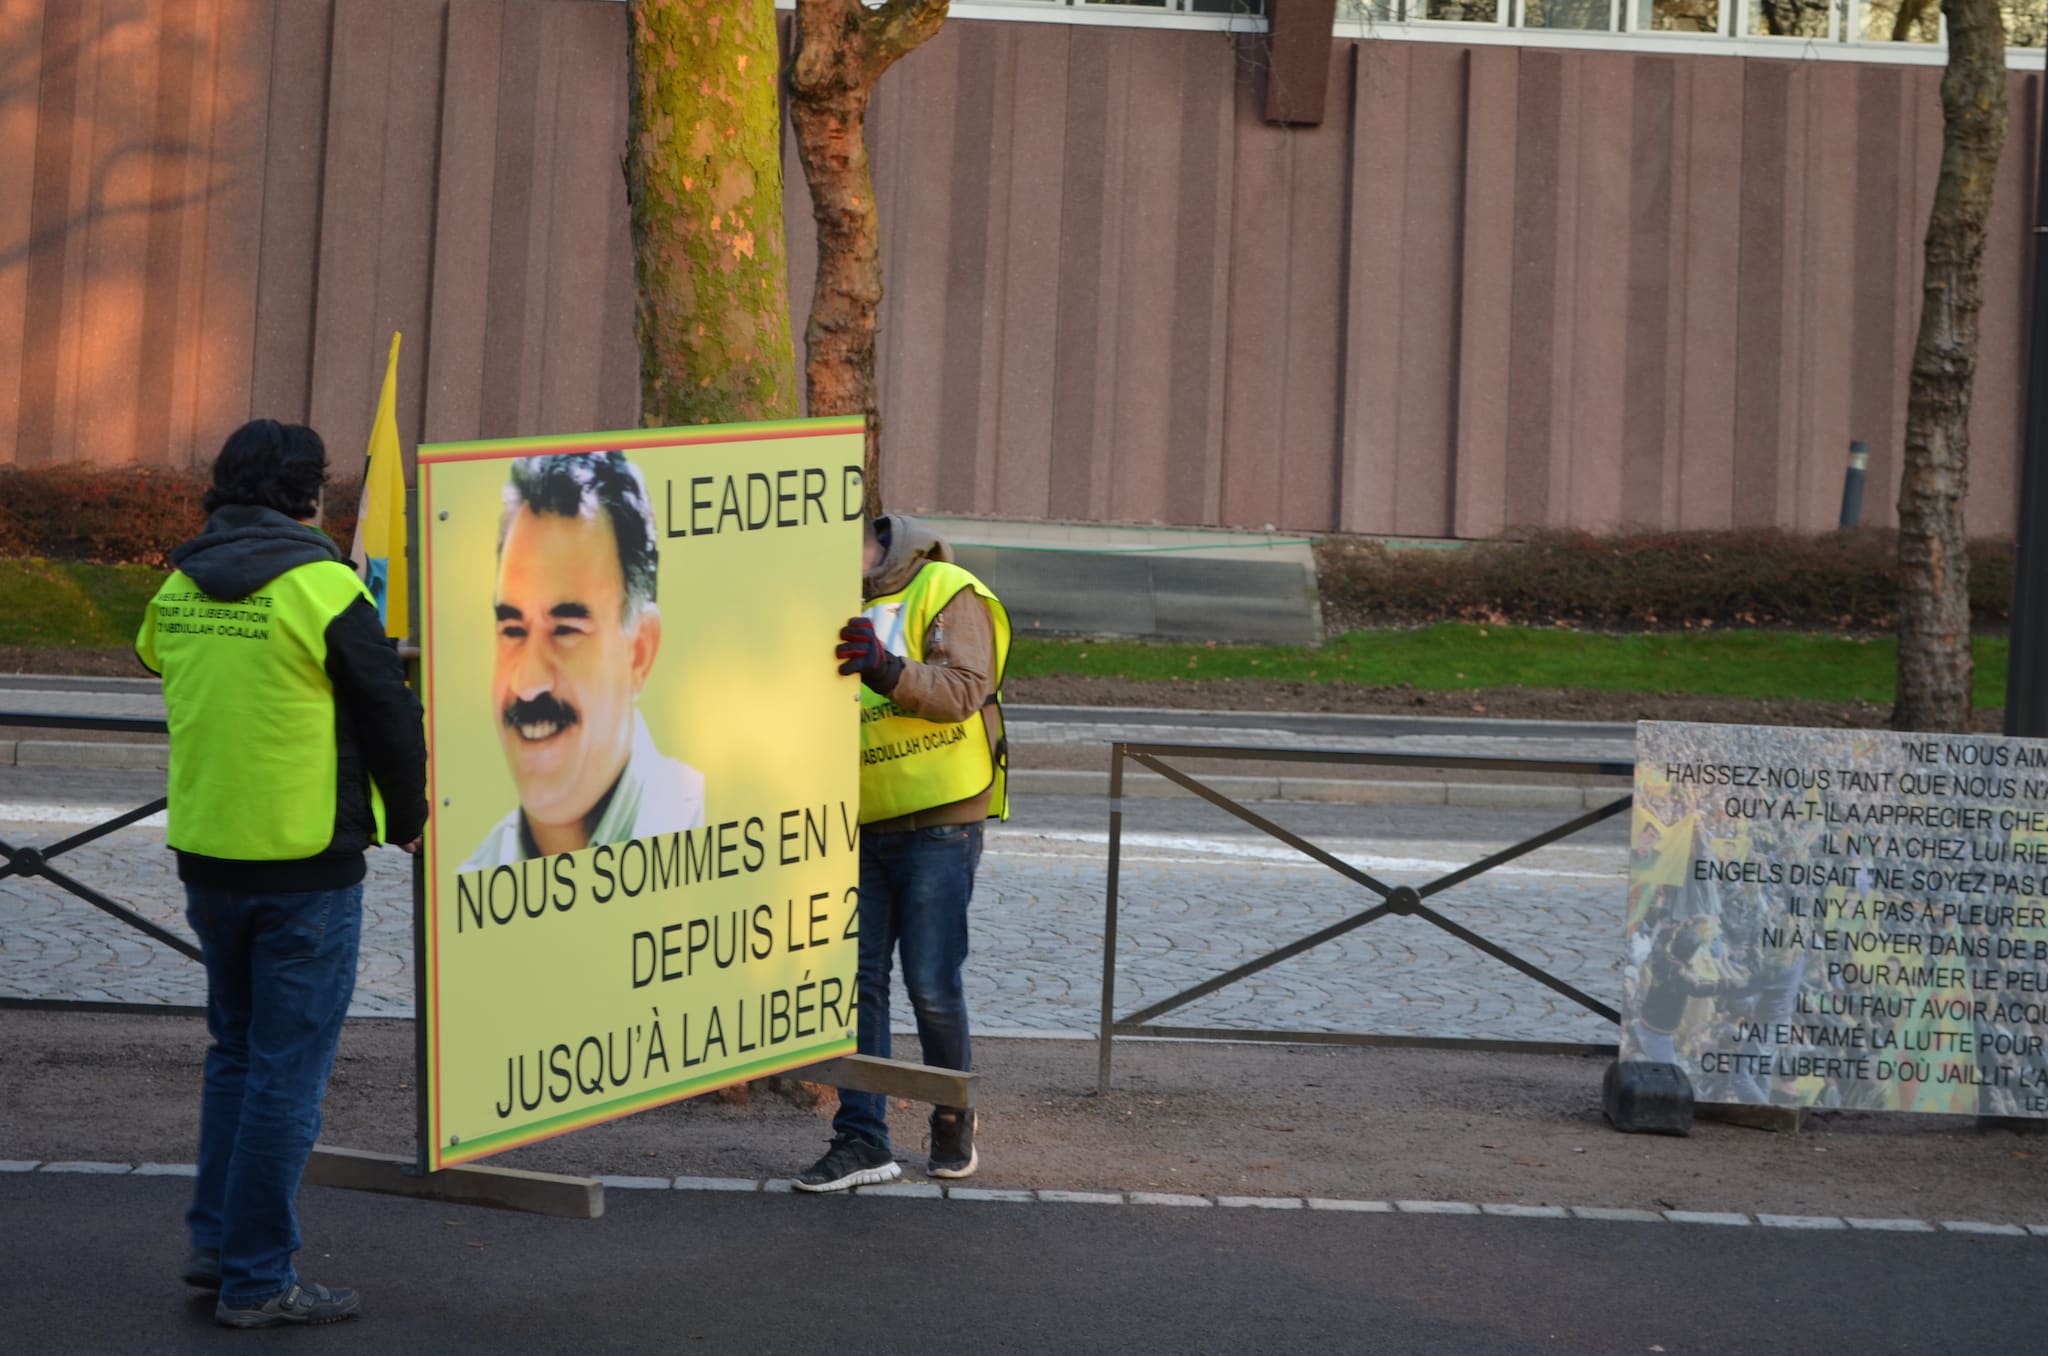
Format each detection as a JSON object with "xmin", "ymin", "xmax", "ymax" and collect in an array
[
  {"xmin": 1316, "ymin": 528, "xmax": 2018, "ymax": 633},
  {"xmin": 0, "ymin": 468, "xmax": 361, "ymax": 567}
]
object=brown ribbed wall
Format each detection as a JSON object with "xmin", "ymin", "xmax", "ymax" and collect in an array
[{"xmin": 0, "ymin": 2, "xmax": 2036, "ymax": 537}]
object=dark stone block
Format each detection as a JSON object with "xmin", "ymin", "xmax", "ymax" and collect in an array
[
  {"xmin": 1603, "ymin": 1060, "xmax": 1694, "ymax": 1137},
  {"xmin": 951, "ymin": 544, "xmax": 1320, "ymax": 646}
]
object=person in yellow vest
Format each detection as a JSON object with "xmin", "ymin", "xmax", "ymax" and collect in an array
[
  {"xmin": 795, "ymin": 513, "xmax": 1010, "ymax": 1192},
  {"xmin": 136, "ymin": 419, "xmax": 427, "ymax": 1327}
]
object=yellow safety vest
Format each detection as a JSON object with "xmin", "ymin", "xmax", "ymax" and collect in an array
[
  {"xmin": 137, "ymin": 561, "xmax": 388, "ymax": 859},
  {"xmin": 857, "ymin": 560, "xmax": 1010, "ymax": 825}
]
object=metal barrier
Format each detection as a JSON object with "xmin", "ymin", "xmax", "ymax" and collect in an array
[
  {"xmin": 1, "ymin": 705, "xmax": 972, "ymax": 1212},
  {"xmin": 1097, "ymin": 741, "xmax": 1635, "ymax": 1093},
  {"xmin": 0, "ymin": 711, "xmax": 193, "ymax": 965}
]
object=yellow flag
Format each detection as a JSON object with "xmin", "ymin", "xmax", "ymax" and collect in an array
[
  {"xmin": 349, "ymin": 333, "xmax": 409, "ymax": 639},
  {"xmin": 1635, "ymin": 808, "xmax": 1698, "ymax": 888}
]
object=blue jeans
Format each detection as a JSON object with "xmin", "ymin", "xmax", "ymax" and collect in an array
[
  {"xmin": 834, "ymin": 823, "xmax": 982, "ymax": 1151},
  {"xmin": 184, "ymin": 883, "xmax": 363, "ymax": 1306}
]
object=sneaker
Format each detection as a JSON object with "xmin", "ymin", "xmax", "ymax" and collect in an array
[
  {"xmin": 214, "ymin": 1281, "xmax": 361, "ymax": 1329},
  {"xmin": 929, "ymin": 1108, "xmax": 978, "ymax": 1180},
  {"xmin": 181, "ymin": 1248, "xmax": 221, "ymax": 1290},
  {"xmin": 793, "ymin": 1134, "xmax": 901, "ymax": 1193}
]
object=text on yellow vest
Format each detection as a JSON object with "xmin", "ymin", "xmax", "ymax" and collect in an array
[{"xmin": 139, "ymin": 560, "xmax": 389, "ymax": 859}]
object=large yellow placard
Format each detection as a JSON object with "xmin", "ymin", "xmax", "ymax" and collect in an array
[{"xmin": 417, "ymin": 419, "xmax": 865, "ymax": 1169}]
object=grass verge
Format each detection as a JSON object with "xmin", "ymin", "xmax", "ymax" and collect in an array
[
  {"xmin": 1011, "ymin": 624, "xmax": 2012, "ymax": 709},
  {"xmin": 0, "ymin": 560, "xmax": 164, "ymax": 650}
]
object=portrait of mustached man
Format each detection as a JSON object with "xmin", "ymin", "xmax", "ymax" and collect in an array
[{"xmin": 462, "ymin": 452, "xmax": 705, "ymax": 869}]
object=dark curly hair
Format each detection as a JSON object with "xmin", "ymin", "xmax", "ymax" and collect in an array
[
  {"xmin": 203, "ymin": 419, "xmax": 329, "ymax": 519},
  {"xmin": 499, "ymin": 452, "xmax": 658, "ymax": 622}
]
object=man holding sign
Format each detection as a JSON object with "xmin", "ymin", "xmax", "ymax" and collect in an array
[
  {"xmin": 138, "ymin": 420, "xmax": 427, "ymax": 1326},
  {"xmin": 795, "ymin": 513, "xmax": 1011, "ymax": 1192}
]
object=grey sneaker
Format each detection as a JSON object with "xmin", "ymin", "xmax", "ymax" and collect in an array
[
  {"xmin": 181, "ymin": 1248, "xmax": 221, "ymax": 1290},
  {"xmin": 215, "ymin": 1280, "xmax": 361, "ymax": 1329},
  {"xmin": 929, "ymin": 1108, "xmax": 978, "ymax": 1179},
  {"xmin": 793, "ymin": 1134, "xmax": 901, "ymax": 1192}
]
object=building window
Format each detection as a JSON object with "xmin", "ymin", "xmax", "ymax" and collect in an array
[
  {"xmin": 1638, "ymin": 0, "xmax": 1725, "ymax": 33},
  {"xmin": 2010, "ymin": 0, "xmax": 2048, "ymax": 46},
  {"xmin": 1521, "ymin": 0, "xmax": 1620, "ymax": 28},
  {"xmin": 1408, "ymin": 0, "xmax": 1505, "ymax": 22},
  {"xmin": 1071, "ymin": 1, "xmax": 1267, "ymax": 12},
  {"xmin": 1856, "ymin": 0, "xmax": 1941, "ymax": 40},
  {"xmin": 1744, "ymin": 0, "xmax": 1834, "ymax": 37},
  {"xmin": 946, "ymin": 0, "xmax": 2048, "ymax": 48}
]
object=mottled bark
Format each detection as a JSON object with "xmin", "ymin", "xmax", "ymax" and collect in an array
[
  {"xmin": 1895, "ymin": 0, "xmax": 2007, "ymax": 733},
  {"xmin": 625, "ymin": 0, "xmax": 797, "ymax": 427},
  {"xmin": 790, "ymin": 0, "xmax": 949, "ymax": 515}
]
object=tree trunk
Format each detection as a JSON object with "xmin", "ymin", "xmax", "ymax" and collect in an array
[
  {"xmin": 790, "ymin": 0, "xmax": 949, "ymax": 515},
  {"xmin": 1895, "ymin": 0, "xmax": 2007, "ymax": 733},
  {"xmin": 625, "ymin": 0, "xmax": 797, "ymax": 427},
  {"xmin": 793, "ymin": 78, "xmax": 882, "ymax": 506}
]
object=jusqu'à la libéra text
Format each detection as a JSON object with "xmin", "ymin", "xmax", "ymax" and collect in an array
[{"xmin": 490, "ymin": 973, "xmax": 853, "ymax": 1120}]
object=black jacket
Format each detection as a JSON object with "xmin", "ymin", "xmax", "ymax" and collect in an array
[{"xmin": 145, "ymin": 506, "xmax": 428, "ymax": 891}]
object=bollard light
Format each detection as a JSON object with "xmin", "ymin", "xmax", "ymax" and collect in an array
[{"xmin": 1839, "ymin": 441, "xmax": 1869, "ymax": 530}]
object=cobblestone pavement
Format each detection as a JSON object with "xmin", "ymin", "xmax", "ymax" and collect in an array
[
  {"xmin": 1, "ymin": 806, "xmax": 1625, "ymax": 1045},
  {"xmin": 0, "ymin": 680, "xmax": 1637, "ymax": 762},
  {"xmin": 1015, "ymin": 714, "xmax": 1634, "ymax": 764}
]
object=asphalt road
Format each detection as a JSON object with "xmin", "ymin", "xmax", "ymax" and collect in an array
[{"xmin": 1, "ymin": 1175, "xmax": 2039, "ymax": 1355}]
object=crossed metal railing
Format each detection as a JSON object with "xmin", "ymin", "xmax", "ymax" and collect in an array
[
  {"xmin": 0, "ymin": 706, "xmax": 988, "ymax": 1211},
  {"xmin": 1097, "ymin": 740, "xmax": 1635, "ymax": 1092},
  {"xmin": 5, "ymin": 714, "xmax": 1635, "ymax": 1089},
  {"xmin": 0, "ymin": 711, "xmax": 193, "ymax": 967}
]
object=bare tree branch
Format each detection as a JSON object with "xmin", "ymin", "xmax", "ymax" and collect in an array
[
  {"xmin": 872, "ymin": 0, "xmax": 951, "ymax": 65},
  {"xmin": 789, "ymin": 0, "xmax": 951, "ymax": 512}
]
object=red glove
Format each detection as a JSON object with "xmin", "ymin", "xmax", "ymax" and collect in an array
[{"xmin": 836, "ymin": 617, "xmax": 904, "ymax": 695}]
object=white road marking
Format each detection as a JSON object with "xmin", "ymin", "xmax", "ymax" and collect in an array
[{"xmin": 17, "ymin": 1163, "xmax": 2035, "ymax": 1240}]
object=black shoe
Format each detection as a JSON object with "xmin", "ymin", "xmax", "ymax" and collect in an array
[
  {"xmin": 214, "ymin": 1281, "xmax": 361, "ymax": 1329},
  {"xmin": 181, "ymin": 1248, "xmax": 221, "ymax": 1291},
  {"xmin": 929, "ymin": 1107, "xmax": 978, "ymax": 1180},
  {"xmin": 793, "ymin": 1134, "xmax": 902, "ymax": 1193}
]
